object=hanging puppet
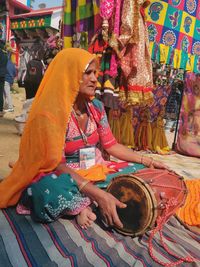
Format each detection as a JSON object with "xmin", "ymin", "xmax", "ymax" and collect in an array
[
  {"xmin": 152, "ymin": 107, "xmax": 170, "ymax": 154},
  {"xmin": 89, "ymin": 0, "xmax": 120, "ymax": 111},
  {"xmin": 118, "ymin": 0, "xmax": 153, "ymax": 107},
  {"xmin": 135, "ymin": 107, "xmax": 152, "ymax": 151},
  {"xmin": 90, "ymin": 0, "xmax": 154, "ymax": 148}
]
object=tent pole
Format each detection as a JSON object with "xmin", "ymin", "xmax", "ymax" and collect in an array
[{"xmin": 172, "ymin": 74, "xmax": 185, "ymax": 150}]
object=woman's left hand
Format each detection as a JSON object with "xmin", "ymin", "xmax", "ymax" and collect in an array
[
  {"xmin": 142, "ymin": 156, "xmax": 170, "ymax": 170},
  {"xmin": 150, "ymin": 159, "xmax": 170, "ymax": 170}
]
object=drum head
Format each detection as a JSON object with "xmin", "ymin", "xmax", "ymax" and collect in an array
[{"xmin": 107, "ymin": 175, "xmax": 157, "ymax": 236}]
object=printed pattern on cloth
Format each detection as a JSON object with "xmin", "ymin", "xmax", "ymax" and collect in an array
[
  {"xmin": 63, "ymin": 0, "xmax": 101, "ymax": 48},
  {"xmin": 176, "ymin": 72, "xmax": 200, "ymax": 157},
  {"xmin": 21, "ymin": 173, "xmax": 91, "ymax": 222},
  {"xmin": 146, "ymin": 0, "xmax": 200, "ymax": 73}
]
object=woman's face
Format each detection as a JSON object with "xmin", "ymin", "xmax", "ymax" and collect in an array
[{"xmin": 79, "ymin": 60, "xmax": 98, "ymax": 98}]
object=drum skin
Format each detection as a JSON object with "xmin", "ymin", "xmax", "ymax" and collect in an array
[{"xmin": 107, "ymin": 168, "xmax": 187, "ymax": 236}]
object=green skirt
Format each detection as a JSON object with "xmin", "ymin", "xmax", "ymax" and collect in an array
[{"xmin": 21, "ymin": 163, "xmax": 145, "ymax": 223}]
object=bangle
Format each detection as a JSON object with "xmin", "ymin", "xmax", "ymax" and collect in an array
[
  {"xmin": 78, "ymin": 180, "xmax": 90, "ymax": 192},
  {"xmin": 148, "ymin": 157, "xmax": 154, "ymax": 167}
]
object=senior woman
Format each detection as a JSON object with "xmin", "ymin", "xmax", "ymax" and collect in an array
[{"xmin": 0, "ymin": 48, "xmax": 167, "ymax": 229}]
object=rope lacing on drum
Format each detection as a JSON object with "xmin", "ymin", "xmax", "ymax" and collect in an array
[{"xmin": 148, "ymin": 197, "xmax": 198, "ymax": 267}]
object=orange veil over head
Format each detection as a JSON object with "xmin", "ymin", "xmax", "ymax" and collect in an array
[{"xmin": 0, "ymin": 48, "xmax": 95, "ymax": 208}]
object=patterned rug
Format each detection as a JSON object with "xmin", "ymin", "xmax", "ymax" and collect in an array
[
  {"xmin": 142, "ymin": 152, "xmax": 200, "ymax": 179},
  {"xmin": 0, "ymin": 207, "xmax": 200, "ymax": 267}
]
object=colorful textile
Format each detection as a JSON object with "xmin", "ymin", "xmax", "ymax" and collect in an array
[
  {"xmin": 88, "ymin": 35, "xmax": 120, "ymax": 110},
  {"xmin": 0, "ymin": 48, "xmax": 95, "ymax": 208},
  {"xmin": 146, "ymin": 0, "xmax": 200, "ymax": 73},
  {"xmin": 132, "ymin": 84, "xmax": 171, "ymax": 140},
  {"xmin": 19, "ymin": 164, "xmax": 145, "ymax": 221},
  {"xmin": 63, "ymin": 98, "xmax": 117, "ymax": 168},
  {"xmin": 19, "ymin": 164, "xmax": 144, "ymax": 222},
  {"xmin": 63, "ymin": 0, "xmax": 101, "ymax": 48},
  {"xmin": 109, "ymin": 109, "xmax": 136, "ymax": 148},
  {"xmin": 176, "ymin": 72, "xmax": 200, "ymax": 157},
  {"xmin": 1, "ymin": 208, "xmax": 200, "ymax": 267},
  {"xmin": 118, "ymin": 0, "xmax": 154, "ymax": 106},
  {"xmin": 90, "ymin": 0, "xmax": 154, "ymax": 108},
  {"xmin": 20, "ymin": 173, "xmax": 91, "ymax": 222},
  {"xmin": 176, "ymin": 179, "xmax": 200, "ymax": 226},
  {"xmin": 141, "ymin": 152, "xmax": 200, "ymax": 179}
]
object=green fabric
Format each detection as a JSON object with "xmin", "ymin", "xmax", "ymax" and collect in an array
[
  {"xmin": 23, "ymin": 173, "xmax": 90, "ymax": 223},
  {"xmin": 22, "ymin": 163, "xmax": 145, "ymax": 223}
]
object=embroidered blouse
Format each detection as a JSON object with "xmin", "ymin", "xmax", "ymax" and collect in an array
[{"xmin": 62, "ymin": 98, "xmax": 117, "ymax": 169}]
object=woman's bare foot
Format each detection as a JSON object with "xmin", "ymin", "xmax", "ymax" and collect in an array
[{"xmin": 76, "ymin": 206, "xmax": 96, "ymax": 229}]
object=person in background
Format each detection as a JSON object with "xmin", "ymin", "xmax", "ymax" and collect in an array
[
  {"xmin": 0, "ymin": 40, "xmax": 8, "ymax": 117},
  {"xmin": 15, "ymin": 52, "xmax": 46, "ymax": 135},
  {"xmin": 4, "ymin": 54, "xmax": 17, "ymax": 112},
  {"xmin": 0, "ymin": 48, "xmax": 168, "ymax": 230}
]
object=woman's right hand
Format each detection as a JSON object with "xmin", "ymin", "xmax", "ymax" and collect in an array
[
  {"xmin": 56, "ymin": 163, "xmax": 126, "ymax": 228},
  {"xmin": 97, "ymin": 190, "xmax": 127, "ymax": 228},
  {"xmin": 83, "ymin": 184, "xmax": 126, "ymax": 228}
]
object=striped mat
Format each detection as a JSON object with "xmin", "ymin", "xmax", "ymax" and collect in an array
[{"xmin": 0, "ymin": 208, "xmax": 200, "ymax": 267}]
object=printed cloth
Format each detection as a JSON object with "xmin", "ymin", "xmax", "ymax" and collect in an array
[
  {"xmin": 176, "ymin": 72, "xmax": 200, "ymax": 157},
  {"xmin": 63, "ymin": 0, "xmax": 101, "ymax": 48},
  {"xmin": 118, "ymin": 0, "xmax": 154, "ymax": 107},
  {"xmin": 19, "ymin": 163, "xmax": 144, "ymax": 223},
  {"xmin": 146, "ymin": 0, "xmax": 200, "ymax": 73}
]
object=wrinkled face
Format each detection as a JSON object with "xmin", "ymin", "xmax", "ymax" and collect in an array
[{"xmin": 79, "ymin": 60, "xmax": 98, "ymax": 98}]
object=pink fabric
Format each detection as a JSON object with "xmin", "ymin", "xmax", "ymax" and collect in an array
[
  {"xmin": 113, "ymin": 0, "xmax": 121, "ymax": 36},
  {"xmin": 108, "ymin": 54, "xmax": 118, "ymax": 77},
  {"xmin": 176, "ymin": 73, "xmax": 200, "ymax": 157},
  {"xmin": 100, "ymin": 0, "xmax": 115, "ymax": 20},
  {"xmin": 16, "ymin": 204, "xmax": 31, "ymax": 215}
]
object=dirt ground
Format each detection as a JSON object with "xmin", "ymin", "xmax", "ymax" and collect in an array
[{"xmin": 0, "ymin": 85, "xmax": 25, "ymax": 179}]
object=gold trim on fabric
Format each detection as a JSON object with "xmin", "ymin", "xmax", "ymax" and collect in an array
[{"xmin": 119, "ymin": 90, "xmax": 154, "ymax": 107}]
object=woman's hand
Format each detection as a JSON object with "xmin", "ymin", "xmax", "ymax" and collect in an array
[
  {"xmin": 106, "ymin": 144, "xmax": 171, "ymax": 171},
  {"xmin": 142, "ymin": 156, "xmax": 170, "ymax": 170},
  {"xmin": 151, "ymin": 159, "xmax": 169, "ymax": 170},
  {"xmin": 96, "ymin": 190, "xmax": 126, "ymax": 228},
  {"xmin": 82, "ymin": 184, "xmax": 126, "ymax": 228}
]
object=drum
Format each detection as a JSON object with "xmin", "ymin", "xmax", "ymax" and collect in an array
[{"xmin": 107, "ymin": 168, "xmax": 187, "ymax": 236}]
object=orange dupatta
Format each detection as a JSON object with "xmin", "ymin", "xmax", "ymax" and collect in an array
[{"xmin": 0, "ymin": 48, "xmax": 95, "ymax": 208}]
